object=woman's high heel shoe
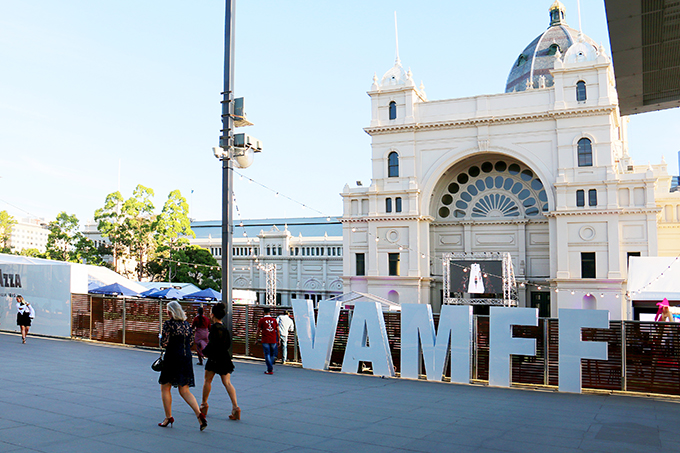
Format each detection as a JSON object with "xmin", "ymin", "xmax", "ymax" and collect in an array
[
  {"xmin": 229, "ymin": 407, "xmax": 241, "ymax": 421},
  {"xmin": 200, "ymin": 402, "xmax": 209, "ymax": 417},
  {"xmin": 198, "ymin": 413, "xmax": 208, "ymax": 431},
  {"xmin": 158, "ymin": 417, "xmax": 174, "ymax": 427}
]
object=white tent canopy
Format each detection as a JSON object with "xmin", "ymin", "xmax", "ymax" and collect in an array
[
  {"xmin": 628, "ymin": 256, "xmax": 680, "ymax": 301},
  {"xmin": 328, "ymin": 291, "xmax": 401, "ymax": 311}
]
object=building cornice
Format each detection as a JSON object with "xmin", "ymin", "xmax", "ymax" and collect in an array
[
  {"xmin": 545, "ymin": 207, "xmax": 661, "ymax": 217},
  {"xmin": 340, "ymin": 215, "xmax": 434, "ymax": 223},
  {"xmin": 364, "ymin": 105, "xmax": 617, "ymax": 135},
  {"xmin": 432, "ymin": 218, "xmax": 547, "ymax": 226}
]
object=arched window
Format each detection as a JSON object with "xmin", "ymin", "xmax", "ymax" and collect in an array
[
  {"xmin": 395, "ymin": 197, "xmax": 402, "ymax": 213},
  {"xmin": 547, "ymin": 44, "xmax": 560, "ymax": 56},
  {"xmin": 388, "ymin": 151, "xmax": 399, "ymax": 177},
  {"xmin": 576, "ymin": 81, "xmax": 587, "ymax": 102},
  {"xmin": 578, "ymin": 138, "xmax": 593, "ymax": 167},
  {"xmin": 389, "ymin": 101, "xmax": 397, "ymax": 120},
  {"xmin": 385, "ymin": 198, "xmax": 392, "ymax": 213}
]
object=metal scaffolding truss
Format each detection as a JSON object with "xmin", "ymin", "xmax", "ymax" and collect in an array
[
  {"xmin": 259, "ymin": 263, "xmax": 276, "ymax": 306},
  {"xmin": 443, "ymin": 252, "xmax": 517, "ymax": 307}
]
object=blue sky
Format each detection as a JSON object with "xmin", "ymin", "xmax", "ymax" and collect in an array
[{"xmin": 1, "ymin": 1, "xmax": 678, "ymax": 225}]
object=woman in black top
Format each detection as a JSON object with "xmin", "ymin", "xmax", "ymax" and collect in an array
[
  {"xmin": 200, "ymin": 303, "xmax": 240, "ymax": 420},
  {"xmin": 158, "ymin": 301, "xmax": 207, "ymax": 431}
]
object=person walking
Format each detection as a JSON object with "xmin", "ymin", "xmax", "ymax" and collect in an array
[
  {"xmin": 16, "ymin": 295, "xmax": 35, "ymax": 344},
  {"xmin": 191, "ymin": 306, "xmax": 211, "ymax": 365},
  {"xmin": 199, "ymin": 303, "xmax": 240, "ymax": 421},
  {"xmin": 276, "ymin": 310, "xmax": 295, "ymax": 363},
  {"xmin": 158, "ymin": 301, "xmax": 207, "ymax": 431},
  {"xmin": 255, "ymin": 307, "xmax": 278, "ymax": 374}
]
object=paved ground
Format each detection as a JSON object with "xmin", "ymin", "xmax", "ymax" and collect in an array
[{"xmin": 1, "ymin": 332, "xmax": 679, "ymax": 453}]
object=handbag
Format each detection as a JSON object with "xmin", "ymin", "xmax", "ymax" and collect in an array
[{"xmin": 151, "ymin": 350, "xmax": 164, "ymax": 372}]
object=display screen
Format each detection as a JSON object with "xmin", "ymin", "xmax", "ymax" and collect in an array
[{"xmin": 449, "ymin": 260, "xmax": 503, "ymax": 294}]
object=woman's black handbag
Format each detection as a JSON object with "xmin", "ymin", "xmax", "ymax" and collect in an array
[{"xmin": 151, "ymin": 350, "xmax": 164, "ymax": 372}]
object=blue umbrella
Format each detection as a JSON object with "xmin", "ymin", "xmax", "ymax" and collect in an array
[
  {"xmin": 146, "ymin": 288, "xmax": 184, "ymax": 300},
  {"xmin": 140, "ymin": 288, "xmax": 160, "ymax": 297},
  {"xmin": 89, "ymin": 282, "xmax": 140, "ymax": 297},
  {"xmin": 184, "ymin": 288, "xmax": 222, "ymax": 301}
]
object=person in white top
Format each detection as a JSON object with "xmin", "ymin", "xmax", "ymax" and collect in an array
[
  {"xmin": 16, "ymin": 295, "xmax": 35, "ymax": 344},
  {"xmin": 276, "ymin": 310, "xmax": 295, "ymax": 363}
]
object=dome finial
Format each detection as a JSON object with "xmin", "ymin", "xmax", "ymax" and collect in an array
[{"xmin": 549, "ymin": 1, "xmax": 566, "ymax": 26}]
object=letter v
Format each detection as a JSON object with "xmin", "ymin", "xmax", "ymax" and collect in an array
[{"xmin": 292, "ymin": 299, "xmax": 342, "ymax": 370}]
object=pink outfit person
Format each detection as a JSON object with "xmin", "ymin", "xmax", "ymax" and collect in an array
[{"xmin": 192, "ymin": 307, "xmax": 211, "ymax": 365}]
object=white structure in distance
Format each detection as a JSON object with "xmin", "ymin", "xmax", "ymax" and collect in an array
[{"xmin": 341, "ymin": 1, "xmax": 680, "ymax": 320}]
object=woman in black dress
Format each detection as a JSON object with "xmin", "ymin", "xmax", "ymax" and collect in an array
[
  {"xmin": 158, "ymin": 301, "xmax": 207, "ymax": 431},
  {"xmin": 200, "ymin": 303, "xmax": 240, "ymax": 420},
  {"xmin": 16, "ymin": 295, "xmax": 34, "ymax": 344}
]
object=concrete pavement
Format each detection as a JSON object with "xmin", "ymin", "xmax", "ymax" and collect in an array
[{"xmin": 0, "ymin": 331, "xmax": 678, "ymax": 452}]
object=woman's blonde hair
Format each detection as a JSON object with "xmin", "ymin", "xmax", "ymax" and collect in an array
[{"xmin": 167, "ymin": 301, "xmax": 186, "ymax": 321}]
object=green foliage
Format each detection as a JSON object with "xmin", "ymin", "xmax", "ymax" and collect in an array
[
  {"xmin": 45, "ymin": 212, "xmax": 81, "ymax": 262},
  {"xmin": 95, "ymin": 186, "xmax": 201, "ymax": 282},
  {"xmin": 94, "ymin": 191, "xmax": 127, "ymax": 271},
  {"xmin": 18, "ymin": 248, "xmax": 44, "ymax": 258},
  {"xmin": 156, "ymin": 189, "xmax": 194, "ymax": 250},
  {"xmin": 0, "ymin": 210, "xmax": 17, "ymax": 251},
  {"xmin": 167, "ymin": 245, "xmax": 221, "ymax": 290},
  {"xmin": 122, "ymin": 185, "xmax": 156, "ymax": 280}
]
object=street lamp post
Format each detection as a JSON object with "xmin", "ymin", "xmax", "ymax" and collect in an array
[{"xmin": 220, "ymin": 0, "xmax": 236, "ymax": 331}]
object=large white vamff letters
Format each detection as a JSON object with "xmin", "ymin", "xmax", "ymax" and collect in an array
[
  {"xmin": 401, "ymin": 304, "xmax": 473, "ymax": 383},
  {"xmin": 558, "ymin": 309, "xmax": 609, "ymax": 393},
  {"xmin": 489, "ymin": 307, "xmax": 538, "ymax": 387},
  {"xmin": 341, "ymin": 302, "xmax": 395, "ymax": 377},
  {"xmin": 291, "ymin": 299, "xmax": 342, "ymax": 370},
  {"xmin": 292, "ymin": 302, "xmax": 613, "ymax": 394}
]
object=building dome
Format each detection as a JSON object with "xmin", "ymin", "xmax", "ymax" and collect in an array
[{"xmin": 505, "ymin": 2, "xmax": 597, "ymax": 93}]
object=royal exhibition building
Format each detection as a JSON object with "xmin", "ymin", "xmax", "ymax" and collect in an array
[
  {"xmin": 193, "ymin": 2, "xmax": 680, "ymax": 321},
  {"xmin": 78, "ymin": 2, "xmax": 679, "ymax": 322}
]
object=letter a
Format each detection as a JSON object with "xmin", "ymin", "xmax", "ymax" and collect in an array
[
  {"xmin": 342, "ymin": 302, "xmax": 395, "ymax": 377},
  {"xmin": 292, "ymin": 299, "xmax": 342, "ymax": 370}
]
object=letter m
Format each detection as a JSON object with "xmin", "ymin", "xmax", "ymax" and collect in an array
[{"xmin": 400, "ymin": 304, "xmax": 472, "ymax": 384}]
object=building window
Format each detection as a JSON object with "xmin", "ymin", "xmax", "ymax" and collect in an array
[
  {"xmin": 581, "ymin": 252, "xmax": 596, "ymax": 279},
  {"xmin": 388, "ymin": 253, "xmax": 400, "ymax": 276},
  {"xmin": 576, "ymin": 190, "xmax": 585, "ymax": 207},
  {"xmin": 578, "ymin": 138, "xmax": 593, "ymax": 167},
  {"xmin": 547, "ymin": 44, "xmax": 560, "ymax": 56},
  {"xmin": 576, "ymin": 80, "xmax": 586, "ymax": 102},
  {"xmin": 389, "ymin": 101, "xmax": 397, "ymax": 120},
  {"xmin": 388, "ymin": 152, "xmax": 399, "ymax": 177},
  {"xmin": 356, "ymin": 253, "xmax": 365, "ymax": 276},
  {"xmin": 386, "ymin": 198, "xmax": 392, "ymax": 213},
  {"xmin": 395, "ymin": 197, "xmax": 402, "ymax": 213},
  {"xmin": 588, "ymin": 189, "xmax": 597, "ymax": 206},
  {"xmin": 627, "ymin": 251, "xmax": 641, "ymax": 268}
]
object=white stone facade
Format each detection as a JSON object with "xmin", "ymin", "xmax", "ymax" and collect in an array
[
  {"xmin": 341, "ymin": 4, "xmax": 680, "ymax": 319},
  {"xmin": 191, "ymin": 219, "xmax": 343, "ymax": 306}
]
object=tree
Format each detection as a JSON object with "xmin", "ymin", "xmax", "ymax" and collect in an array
[
  {"xmin": 18, "ymin": 248, "xmax": 44, "ymax": 258},
  {"xmin": 153, "ymin": 190, "xmax": 195, "ymax": 280},
  {"xmin": 94, "ymin": 191, "xmax": 127, "ymax": 273},
  {"xmin": 122, "ymin": 185, "xmax": 156, "ymax": 280},
  {"xmin": 45, "ymin": 212, "xmax": 81, "ymax": 262},
  {"xmin": 169, "ymin": 245, "xmax": 221, "ymax": 290},
  {"xmin": 0, "ymin": 210, "xmax": 17, "ymax": 253}
]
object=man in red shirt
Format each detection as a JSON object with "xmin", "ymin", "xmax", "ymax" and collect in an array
[{"xmin": 255, "ymin": 307, "xmax": 279, "ymax": 374}]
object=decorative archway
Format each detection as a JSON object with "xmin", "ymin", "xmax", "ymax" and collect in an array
[{"xmin": 431, "ymin": 157, "xmax": 549, "ymax": 221}]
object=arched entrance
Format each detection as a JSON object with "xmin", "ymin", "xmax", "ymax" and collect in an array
[{"xmin": 429, "ymin": 154, "xmax": 551, "ymax": 308}]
